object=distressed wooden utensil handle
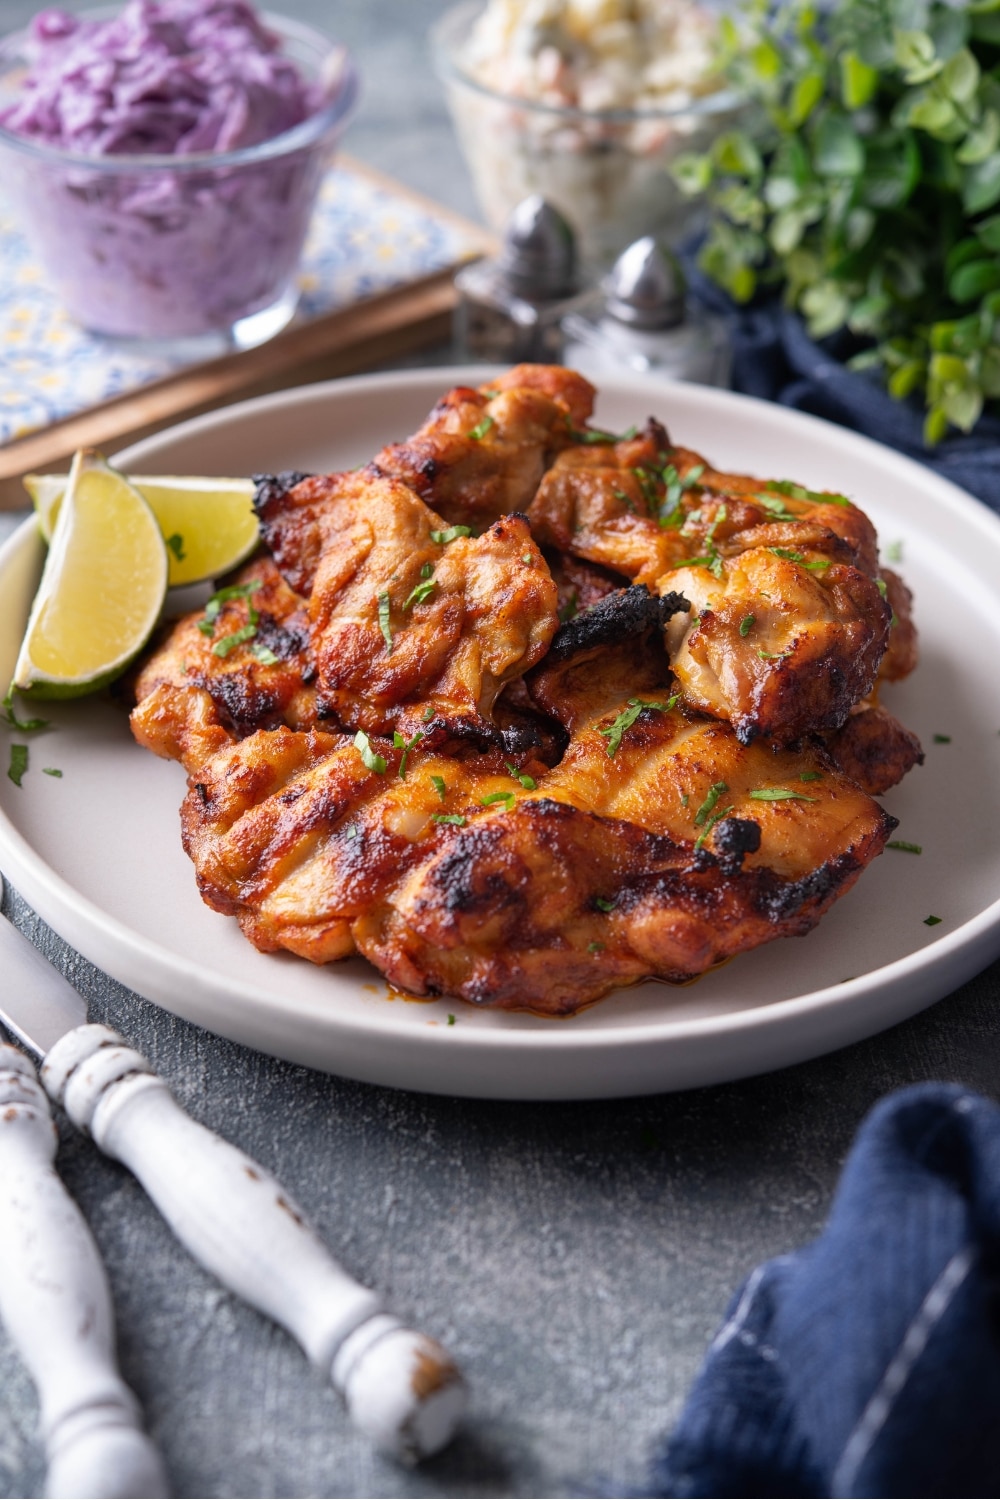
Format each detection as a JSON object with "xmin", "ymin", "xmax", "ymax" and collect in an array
[
  {"xmin": 0, "ymin": 1045, "xmax": 167, "ymax": 1499},
  {"xmin": 42, "ymin": 1025, "xmax": 466, "ymax": 1464}
]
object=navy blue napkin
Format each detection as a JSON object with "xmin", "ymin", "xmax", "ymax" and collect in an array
[
  {"xmin": 649, "ymin": 1083, "xmax": 1000, "ymax": 1498},
  {"xmin": 686, "ymin": 269, "xmax": 1000, "ymax": 515}
]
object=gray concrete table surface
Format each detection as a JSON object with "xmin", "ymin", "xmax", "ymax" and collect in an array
[{"xmin": 2, "ymin": 3, "xmax": 1000, "ymax": 1497}]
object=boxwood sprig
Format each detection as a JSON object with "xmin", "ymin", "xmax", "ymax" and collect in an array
[{"xmin": 673, "ymin": 0, "xmax": 1000, "ymax": 443}]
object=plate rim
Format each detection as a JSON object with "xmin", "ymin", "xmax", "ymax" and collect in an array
[{"xmin": 2, "ymin": 366, "xmax": 1000, "ymax": 1095}]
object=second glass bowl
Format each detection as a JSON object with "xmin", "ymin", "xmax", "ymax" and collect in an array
[{"xmin": 433, "ymin": 0, "xmax": 739, "ymax": 266}]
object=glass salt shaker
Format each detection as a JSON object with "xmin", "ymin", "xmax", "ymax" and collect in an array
[
  {"xmin": 453, "ymin": 195, "xmax": 592, "ymax": 363},
  {"xmin": 562, "ymin": 236, "xmax": 731, "ymax": 387}
]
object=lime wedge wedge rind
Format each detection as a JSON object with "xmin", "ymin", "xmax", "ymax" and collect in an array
[{"xmin": 24, "ymin": 471, "xmax": 259, "ymax": 587}]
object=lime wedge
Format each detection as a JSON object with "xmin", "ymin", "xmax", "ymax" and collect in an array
[
  {"xmin": 24, "ymin": 471, "xmax": 259, "ymax": 587},
  {"xmin": 14, "ymin": 450, "xmax": 168, "ymax": 698}
]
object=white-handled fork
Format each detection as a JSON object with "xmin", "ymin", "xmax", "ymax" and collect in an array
[{"xmin": 0, "ymin": 876, "xmax": 466, "ymax": 1496}]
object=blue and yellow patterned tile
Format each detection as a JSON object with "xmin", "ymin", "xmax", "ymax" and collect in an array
[{"xmin": 1, "ymin": 164, "xmax": 482, "ymax": 447}]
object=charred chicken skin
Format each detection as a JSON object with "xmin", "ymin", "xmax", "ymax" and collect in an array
[{"xmin": 130, "ymin": 366, "xmax": 919, "ymax": 1015}]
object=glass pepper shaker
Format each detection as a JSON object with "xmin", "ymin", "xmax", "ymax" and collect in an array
[
  {"xmin": 561, "ymin": 236, "xmax": 731, "ymax": 387},
  {"xmin": 453, "ymin": 195, "xmax": 591, "ymax": 364}
]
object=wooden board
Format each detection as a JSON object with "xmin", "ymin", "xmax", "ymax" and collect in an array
[{"xmin": 0, "ymin": 158, "xmax": 495, "ymax": 508}]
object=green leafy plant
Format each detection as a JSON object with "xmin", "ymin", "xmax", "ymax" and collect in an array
[{"xmin": 674, "ymin": 0, "xmax": 1000, "ymax": 442}]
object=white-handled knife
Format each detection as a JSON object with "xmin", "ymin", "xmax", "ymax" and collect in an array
[{"xmin": 0, "ymin": 876, "xmax": 466, "ymax": 1486}]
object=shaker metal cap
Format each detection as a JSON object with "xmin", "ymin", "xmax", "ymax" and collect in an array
[
  {"xmin": 605, "ymin": 236, "xmax": 686, "ymax": 330},
  {"xmin": 499, "ymin": 196, "xmax": 578, "ymax": 299}
]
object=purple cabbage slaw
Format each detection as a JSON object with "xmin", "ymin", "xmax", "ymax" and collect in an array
[
  {"xmin": 0, "ymin": 2, "xmax": 357, "ymax": 339},
  {"xmin": 0, "ymin": 1, "xmax": 323, "ymax": 157}
]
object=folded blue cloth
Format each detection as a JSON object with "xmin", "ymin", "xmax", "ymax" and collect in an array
[
  {"xmin": 686, "ymin": 267, "xmax": 1000, "ymax": 515},
  {"xmin": 650, "ymin": 1084, "xmax": 1000, "ymax": 1497}
]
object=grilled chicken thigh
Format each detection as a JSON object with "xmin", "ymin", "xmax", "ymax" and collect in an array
[
  {"xmin": 370, "ymin": 364, "xmax": 595, "ymax": 532},
  {"xmin": 129, "ymin": 365, "xmax": 919, "ymax": 1015},
  {"xmin": 529, "ymin": 424, "xmax": 894, "ymax": 744},
  {"xmin": 157, "ymin": 588, "xmax": 894, "ymax": 1012},
  {"xmin": 253, "ymin": 468, "xmax": 559, "ymax": 739}
]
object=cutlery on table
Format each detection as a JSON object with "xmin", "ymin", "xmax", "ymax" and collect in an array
[
  {"xmin": 0, "ymin": 875, "xmax": 467, "ymax": 1484},
  {"xmin": 0, "ymin": 1044, "xmax": 167, "ymax": 1499}
]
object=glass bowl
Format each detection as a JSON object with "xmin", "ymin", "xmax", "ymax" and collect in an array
[
  {"xmin": 0, "ymin": 11, "xmax": 358, "ymax": 354},
  {"xmin": 433, "ymin": 0, "xmax": 739, "ymax": 266}
]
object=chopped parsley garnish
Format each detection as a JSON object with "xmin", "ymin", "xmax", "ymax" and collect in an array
[
  {"xmin": 393, "ymin": 730, "xmax": 423, "ymax": 779},
  {"xmin": 354, "ymin": 730, "xmax": 387, "ymax": 775},
  {"xmin": 632, "ymin": 465, "xmax": 661, "ymax": 510},
  {"xmin": 758, "ymin": 648, "xmax": 792, "ymax": 660},
  {"xmin": 506, "ymin": 762, "xmax": 536, "ymax": 790},
  {"xmin": 680, "ymin": 792, "xmax": 690, "ymax": 807},
  {"xmin": 2, "ymin": 685, "xmax": 49, "ymax": 733},
  {"xmin": 8, "ymin": 744, "xmax": 28, "ymax": 786},
  {"xmin": 749, "ymin": 788, "xmax": 818, "ymax": 802},
  {"xmin": 421, "ymin": 562, "xmax": 433, "ymax": 578},
  {"xmin": 677, "ymin": 549, "xmax": 724, "ymax": 578},
  {"xmin": 558, "ymin": 591, "xmax": 579, "ymax": 623},
  {"xmin": 433, "ymin": 813, "xmax": 466, "ymax": 826},
  {"xmin": 213, "ymin": 623, "xmax": 258, "ymax": 657},
  {"xmin": 924, "ymin": 915, "xmax": 943, "ymax": 926},
  {"xmin": 481, "ymin": 790, "xmax": 516, "ymax": 812},
  {"xmin": 613, "ymin": 487, "xmax": 636, "ymax": 513},
  {"xmin": 694, "ymin": 781, "xmax": 728, "ymax": 827},
  {"xmin": 345, "ymin": 824, "xmax": 359, "ymax": 840},
  {"xmin": 200, "ymin": 580, "xmax": 262, "ymax": 646},
  {"xmin": 887, "ymin": 840, "xmax": 922, "ymax": 854},
  {"xmin": 42, "ymin": 767, "xmax": 62, "ymax": 777},
  {"xmin": 695, "ymin": 803, "xmax": 734, "ymax": 850},
  {"xmin": 521, "ymin": 553, "xmax": 533, "ymax": 565},
  {"xmin": 423, "ymin": 706, "xmax": 436, "ymax": 722},
  {"xmin": 165, "ymin": 533, "xmax": 186, "ymax": 561},
  {"xmin": 658, "ymin": 463, "xmax": 705, "ymax": 528},
  {"xmin": 202, "ymin": 580, "xmax": 260, "ymax": 626},
  {"xmin": 588, "ymin": 941, "xmax": 605, "ymax": 954},
  {"xmin": 885, "ymin": 540, "xmax": 904, "ymax": 563},
  {"xmin": 430, "ymin": 525, "xmax": 472, "ymax": 545},
  {"xmin": 769, "ymin": 546, "xmax": 804, "ymax": 562},
  {"xmin": 933, "ymin": 734, "xmax": 951, "ymax": 744},
  {"xmin": 875, "ymin": 578, "xmax": 888, "ymax": 600},
  {"xmin": 469, "ymin": 415, "xmax": 495, "ymax": 441},
  {"xmin": 447, "ymin": 1013, "xmax": 456, "ymax": 1025},
  {"xmin": 568, "ymin": 423, "xmax": 636, "ymax": 444},
  {"xmin": 430, "ymin": 774, "xmax": 447, "ymax": 801},
  {"xmin": 600, "ymin": 697, "xmax": 667, "ymax": 757},
  {"xmin": 753, "ymin": 493, "xmax": 797, "ymax": 522},
  {"xmin": 377, "ymin": 591, "xmax": 393, "ymax": 653},
  {"xmin": 250, "ymin": 642, "xmax": 279, "ymax": 665},
  {"xmin": 403, "ymin": 578, "xmax": 436, "ymax": 610},
  {"xmin": 799, "ymin": 771, "xmax": 824, "ymax": 781},
  {"xmin": 767, "ymin": 480, "xmax": 851, "ymax": 507},
  {"xmin": 594, "ymin": 896, "xmax": 617, "ymax": 912},
  {"xmin": 739, "ymin": 614, "xmax": 755, "ymax": 637}
]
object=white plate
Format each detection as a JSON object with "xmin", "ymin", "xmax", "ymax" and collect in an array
[{"xmin": 2, "ymin": 370, "xmax": 1000, "ymax": 1100}]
